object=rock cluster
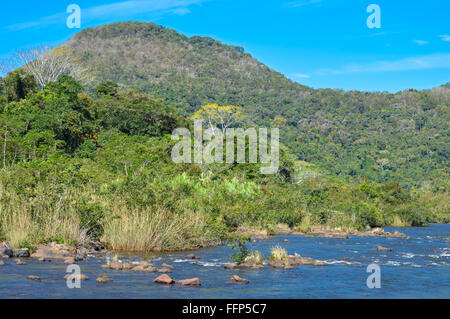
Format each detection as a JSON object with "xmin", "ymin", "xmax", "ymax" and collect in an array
[
  {"xmin": 102, "ymin": 260, "xmax": 174, "ymax": 273},
  {"xmin": 31, "ymin": 242, "xmax": 90, "ymax": 261}
]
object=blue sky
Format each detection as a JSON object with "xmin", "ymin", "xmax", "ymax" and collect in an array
[{"xmin": 0, "ymin": 0, "xmax": 449, "ymax": 92}]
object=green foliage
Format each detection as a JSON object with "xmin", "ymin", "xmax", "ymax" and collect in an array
[
  {"xmin": 67, "ymin": 22, "xmax": 449, "ymax": 190},
  {"xmin": 4, "ymin": 69, "xmax": 37, "ymax": 102},
  {"xmin": 0, "ymin": 57, "xmax": 447, "ymax": 252}
]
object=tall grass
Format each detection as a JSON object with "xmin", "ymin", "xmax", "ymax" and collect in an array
[
  {"xmin": 0, "ymin": 200, "xmax": 80, "ymax": 248},
  {"xmin": 101, "ymin": 205, "xmax": 214, "ymax": 252}
]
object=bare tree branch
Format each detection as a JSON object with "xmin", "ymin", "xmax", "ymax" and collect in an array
[{"xmin": 1, "ymin": 45, "xmax": 93, "ymax": 89}]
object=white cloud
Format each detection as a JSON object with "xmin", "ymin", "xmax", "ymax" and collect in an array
[
  {"xmin": 7, "ymin": 0, "xmax": 205, "ymax": 31},
  {"xmin": 413, "ymin": 40, "xmax": 428, "ymax": 45},
  {"xmin": 318, "ymin": 53, "xmax": 450, "ymax": 75},
  {"xmin": 292, "ymin": 73, "xmax": 310, "ymax": 78},
  {"xmin": 438, "ymin": 35, "xmax": 450, "ymax": 42}
]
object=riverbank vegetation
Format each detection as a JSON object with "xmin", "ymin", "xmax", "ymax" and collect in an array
[{"xmin": 0, "ymin": 73, "xmax": 448, "ymax": 252}]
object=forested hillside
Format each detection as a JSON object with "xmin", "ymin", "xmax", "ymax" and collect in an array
[{"xmin": 66, "ymin": 22, "xmax": 449, "ymax": 189}]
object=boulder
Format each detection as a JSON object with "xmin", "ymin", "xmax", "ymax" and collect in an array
[
  {"xmin": 391, "ymin": 231, "xmax": 407, "ymax": 238},
  {"xmin": 229, "ymin": 275, "xmax": 249, "ymax": 284},
  {"xmin": 356, "ymin": 228, "xmax": 407, "ymax": 239},
  {"xmin": 154, "ymin": 274, "xmax": 174, "ymax": 285},
  {"xmin": 268, "ymin": 260, "xmax": 287, "ymax": 269},
  {"xmin": 283, "ymin": 254, "xmax": 327, "ymax": 267},
  {"xmin": 15, "ymin": 259, "xmax": 27, "ymax": 265},
  {"xmin": 0, "ymin": 260, "xmax": 4, "ymax": 266},
  {"xmin": 109, "ymin": 261, "xmax": 123, "ymax": 270},
  {"xmin": 31, "ymin": 242, "xmax": 77, "ymax": 261},
  {"xmin": 0, "ymin": 242, "xmax": 13, "ymax": 258},
  {"xmin": 132, "ymin": 262, "xmax": 157, "ymax": 272},
  {"xmin": 63, "ymin": 257, "xmax": 76, "ymax": 264},
  {"xmin": 27, "ymin": 275, "xmax": 40, "ymax": 281},
  {"xmin": 186, "ymin": 254, "xmax": 200, "ymax": 260},
  {"xmin": 161, "ymin": 263, "xmax": 174, "ymax": 270},
  {"xmin": 75, "ymin": 247, "xmax": 89, "ymax": 261},
  {"xmin": 13, "ymin": 248, "xmax": 30, "ymax": 258},
  {"xmin": 176, "ymin": 278, "xmax": 201, "ymax": 286},
  {"xmin": 96, "ymin": 276, "xmax": 110, "ymax": 284},
  {"xmin": 122, "ymin": 262, "xmax": 134, "ymax": 270},
  {"xmin": 224, "ymin": 263, "xmax": 237, "ymax": 269},
  {"xmin": 64, "ymin": 273, "xmax": 89, "ymax": 281},
  {"xmin": 377, "ymin": 246, "xmax": 393, "ymax": 252},
  {"xmin": 236, "ymin": 256, "xmax": 264, "ymax": 269},
  {"xmin": 137, "ymin": 261, "xmax": 153, "ymax": 267},
  {"xmin": 283, "ymin": 239, "xmax": 289, "ymax": 242},
  {"xmin": 88, "ymin": 239, "xmax": 105, "ymax": 251},
  {"xmin": 157, "ymin": 267, "xmax": 172, "ymax": 273}
]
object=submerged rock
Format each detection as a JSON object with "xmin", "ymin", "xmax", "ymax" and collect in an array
[
  {"xmin": 176, "ymin": 278, "xmax": 201, "ymax": 286},
  {"xmin": 186, "ymin": 253, "xmax": 200, "ymax": 260},
  {"xmin": 229, "ymin": 275, "xmax": 249, "ymax": 284},
  {"xmin": 0, "ymin": 260, "xmax": 4, "ymax": 266},
  {"xmin": 96, "ymin": 276, "xmax": 110, "ymax": 284},
  {"xmin": 15, "ymin": 259, "xmax": 27, "ymax": 265},
  {"xmin": 64, "ymin": 273, "xmax": 89, "ymax": 281},
  {"xmin": 377, "ymin": 246, "xmax": 393, "ymax": 252},
  {"xmin": 154, "ymin": 274, "xmax": 174, "ymax": 285},
  {"xmin": 27, "ymin": 275, "xmax": 40, "ymax": 281}
]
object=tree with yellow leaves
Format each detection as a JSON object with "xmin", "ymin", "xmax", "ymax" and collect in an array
[{"xmin": 189, "ymin": 103, "xmax": 243, "ymax": 133}]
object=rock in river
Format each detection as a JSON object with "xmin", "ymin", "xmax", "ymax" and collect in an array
[
  {"xmin": 27, "ymin": 275, "xmax": 41, "ymax": 281},
  {"xmin": 31, "ymin": 242, "xmax": 86, "ymax": 261},
  {"xmin": 176, "ymin": 278, "xmax": 201, "ymax": 286},
  {"xmin": 161, "ymin": 263, "xmax": 174, "ymax": 270},
  {"xmin": 157, "ymin": 267, "xmax": 172, "ymax": 273},
  {"xmin": 14, "ymin": 248, "xmax": 30, "ymax": 258},
  {"xmin": 229, "ymin": 275, "xmax": 249, "ymax": 284},
  {"xmin": 0, "ymin": 242, "xmax": 13, "ymax": 258},
  {"xmin": 64, "ymin": 257, "xmax": 76, "ymax": 264},
  {"xmin": 64, "ymin": 273, "xmax": 89, "ymax": 281},
  {"xmin": 96, "ymin": 276, "xmax": 110, "ymax": 284},
  {"xmin": 15, "ymin": 259, "xmax": 27, "ymax": 265},
  {"xmin": 154, "ymin": 274, "xmax": 174, "ymax": 285},
  {"xmin": 377, "ymin": 246, "xmax": 393, "ymax": 252}
]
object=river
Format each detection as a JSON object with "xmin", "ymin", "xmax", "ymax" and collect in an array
[{"xmin": 0, "ymin": 224, "xmax": 449, "ymax": 298}]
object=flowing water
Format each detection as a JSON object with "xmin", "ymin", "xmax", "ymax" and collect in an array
[{"xmin": 0, "ymin": 224, "xmax": 449, "ymax": 298}]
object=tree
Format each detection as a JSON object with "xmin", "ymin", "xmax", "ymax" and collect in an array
[
  {"xmin": 4, "ymin": 69, "xmax": 37, "ymax": 102},
  {"xmin": 1, "ymin": 45, "xmax": 92, "ymax": 90},
  {"xmin": 96, "ymin": 81, "xmax": 119, "ymax": 97},
  {"xmin": 189, "ymin": 104, "xmax": 243, "ymax": 133}
]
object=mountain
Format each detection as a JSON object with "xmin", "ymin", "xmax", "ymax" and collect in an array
[{"xmin": 66, "ymin": 22, "xmax": 449, "ymax": 189}]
